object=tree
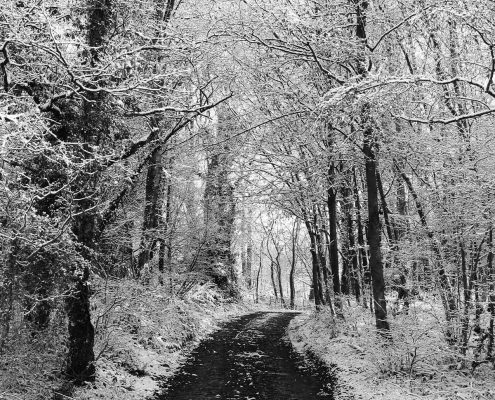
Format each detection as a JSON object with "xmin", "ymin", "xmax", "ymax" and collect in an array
[{"xmin": 202, "ymin": 107, "xmax": 239, "ymax": 297}]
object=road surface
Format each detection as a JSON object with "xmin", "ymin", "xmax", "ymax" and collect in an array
[{"xmin": 157, "ymin": 311, "xmax": 338, "ymax": 400}]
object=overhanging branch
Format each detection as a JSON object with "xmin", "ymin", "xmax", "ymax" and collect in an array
[
  {"xmin": 110, "ymin": 92, "xmax": 233, "ymax": 165},
  {"xmin": 395, "ymin": 108, "xmax": 495, "ymax": 125}
]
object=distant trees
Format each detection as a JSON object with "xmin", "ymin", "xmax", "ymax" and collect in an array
[{"xmin": 224, "ymin": 0, "xmax": 495, "ymax": 354}]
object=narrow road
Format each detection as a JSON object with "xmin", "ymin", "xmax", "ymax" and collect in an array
[{"xmin": 157, "ymin": 311, "xmax": 336, "ymax": 400}]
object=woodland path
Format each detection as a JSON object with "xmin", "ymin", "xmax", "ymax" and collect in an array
[{"xmin": 156, "ymin": 311, "xmax": 337, "ymax": 400}]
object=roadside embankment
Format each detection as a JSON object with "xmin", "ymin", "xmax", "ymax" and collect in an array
[
  {"xmin": 288, "ymin": 301, "xmax": 495, "ymax": 400},
  {"xmin": 68, "ymin": 279, "xmax": 249, "ymax": 400}
]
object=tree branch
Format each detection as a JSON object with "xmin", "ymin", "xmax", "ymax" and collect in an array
[
  {"xmin": 368, "ymin": 7, "xmax": 432, "ymax": 52},
  {"xmin": 395, "ymin": 108, "xmax": 495, "ymax": 125},
  {"xmin": 112, "ymin": 93, "xmax": 233, "ymax": 165},
  {"xmin": 306, "ymin": 42, "xmax": 344, "ymax": 85}
]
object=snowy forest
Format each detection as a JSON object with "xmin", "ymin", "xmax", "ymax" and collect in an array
[{"xmin": 1, "ymin": 0, "xmax": 495, "ymax": 399}]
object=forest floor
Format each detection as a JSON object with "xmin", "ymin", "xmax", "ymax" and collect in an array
[
  {"xmin": 68, "ymin": 281, "xmax": 250, "ymax": 400},
  {"xmin": 6, "ymin": 288, "xmax": 495, "ymax": 400},
  {"xmin": 289, "ymin": 298, "xmax": 495, "ymax": 400},
  {"xmin": 0, "ymin": 279, "xmax": 249, "ymax": 400}
]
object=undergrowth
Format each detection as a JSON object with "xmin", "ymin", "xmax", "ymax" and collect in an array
[
  {"xmin": 0, "ymin": 277, "xmax": 244, "ymax": 400},
  {"xmin": 290, "ymin": 296, "xmax": 495, "ymax": 400}
]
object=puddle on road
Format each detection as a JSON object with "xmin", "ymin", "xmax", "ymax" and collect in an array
[{"xmin": 154, "ymin": 312, "xmax": 351, "ymax": 400}]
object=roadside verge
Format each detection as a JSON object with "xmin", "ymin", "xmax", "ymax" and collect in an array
[
  {"xmin": 69, "ymin": 280, "xmax": 248, "ymax": 400},
  {"xmin": 288, "ymin": 305, "xmax": 495, "ymax": 400},
  {"xmin": 288, "ymin": 311, "xmax": 417, "ymax": 400}
]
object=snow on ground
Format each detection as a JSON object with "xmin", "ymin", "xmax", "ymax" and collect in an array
[
  {"xmin": 289, "ymin": 299, "xmax": 495, "ymax": 400},
  {"xmin": 0, "ymin": 279, "xmax": 249, "ymax": 400},
  {"xmin": 70, "ymin": 281, "xmax": 249, "ymax": 400}
]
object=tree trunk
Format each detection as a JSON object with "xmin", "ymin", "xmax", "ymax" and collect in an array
[
  {"xmin": 289, "ymin": 220, "xmax": 298, "ymax": 309},
  {"xmin": 138, "ymin": 144, "xmax": 164, "ymax": 274},
  {"xmin": 69, "ymin": 177, "xmax": 99, "ymax": 382},
  {"xmin": 65, "ymin": 0, "xmax": 113, "ymax": 382},
  {"xmin": 348, "ymin": 221, "xmax": 359, "ymax": 300},
  {"xmin": 305, "ymin": 220, "xmax": 324, "ymax": 306},
  {"xmin": 354, "ymin": 167, "xmax": 368, "ymax": 307},
  {"xmin": 328, "ymin": 179, "xmax": 341, "ymax": 297},
  {"xmin": 342, "ymin": 179, "xmax": 359, "ymax": 300},
  {"xmin": 460, "ymin": 242, "xmax": 469, "ymax": 355},
  {"xmin": 376, "ymin": 169, "xmax": 394, "ymax": 244},
  {"xmin": 354, "ymin": 0, "xmax": 390, "ymax": 332},
  {"xmin": 276, "ymin": 260, "xmax": 286, "ymax": 308},
  {"xmin": 363, "ymin": 122, "xmax": 390, "ymax": 332},
  {"xmin": 326, "ymin": 148, "xmax": 341, "ymax": 300},
  {"xmin": 0, "ymin": 239, "xmax": 18, "ymax": 351},
  {"xmin": 241, "ymin": 210, "xmax": 253, "ymax": 288},
  {"xmin": 166, "ymin": 179, "xmax": 174, "ymax": 292},
  {"xmin": 395, "ymin": 162, "xmax": 408, "ymax": 239},
  {"xmin": 470, "ymin": 241, "xmax": 483, "ymax": 336},
  {"xmin": 65, "ymin": 266, "xmax": 95, "ymax": 383},
  {"xmin": 204, "ymin": 147, "xmax": 238, "ymax": 297},
  {"xmin": 246, "ymin": 220, "xmax": 253, "ymax": 289},
  {"xmin": 256, "ymin": 249, "xmax": 263, "ymax": 304},
  {"xmin": 317, "ymin": 217, "xmax": 332, "ymax": 307},
  {"xmin": 270, "ymin": 261, "xmax": 279, "ymax": 301},
  {"xmin": 241, "ymin": 243, "xmax": 247, "ymax": 285},
  {"xmin": 487, "ymin": 227, "xmax": 495, "ymax": 360},
  {"xmin": 158, "ymin": 159, "xmax": 173, "ymax": 274}
]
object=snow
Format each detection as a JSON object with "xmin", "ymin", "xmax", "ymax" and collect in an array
[
  {"xmin": 288, "ymin": 301, "xmax": 495, "ymax": 400},
  {"xmin": 70, "ymin": 279, "xmax": 249, "ymax": 400}
]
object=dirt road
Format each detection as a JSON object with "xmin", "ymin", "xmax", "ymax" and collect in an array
[{"xmin": 156, "ymin": 311, "xmax": 337, "ymax": 400}]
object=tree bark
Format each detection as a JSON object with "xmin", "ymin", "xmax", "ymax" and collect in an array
[
  {"xmin": 342, "ymin": 178, "xmax": 359, "ymax": 300},
  {"xmin": 376, "ymin": 169, "xmax": 394, "ymax": 244},
  {"xmin": 316, "ymin": 223, "xmax": 331, "ymax": 307},
  {"xmin": 158, "ymin": 153, "xmax": 173, "ymax": 274},
  {"xmin": 0, "ymin": 239, "xmax": 18, "ymax": 351},
  {"xmin": 328, "ymin": 176, "xmax": 340, "ymax": 297},
  {"xmin": 241, "ymin": 210, "xmax": 253, "ymax": 288},
  {"xmin": 246, "ymin": 220, "xmax": 253, "ymax": 289},
  {"xmin": 460, "ymin": 242, "xmax": 469, "ymax": 355},
  {"xmin": 487, "ymin": 227, "xmax": 495, "ymax": 359},
  {"xmin": 353, "ymin": 167, "xmax": 367, "ymax": 307},
  {"xmin": 256, "ymin": 248, "xmax": 263, "ymax": 304},
  {"xmin": 138, "ymin": 144, "xmax": 164, "ymax": 275},
  {"xmin": 289, "ymin": 220, "xmax": 298, "ymax": 309},
  {"xmin": 204, "ymin": 144, "xmax": 238, "ymax": 297},
  {"xmin": 305, "ymin": 219, "xmax": 324, "ymax": 306},
  {"xmin": 65, "ymin": 0, "xmax": 113, "ymax": 382},
  {"xmin": 395, "ymin": 163, "xmax": 408, "ymax": 240},
  {"xmin": 276, "ymin": 260, "xmax": 286, "ymax": 308},
  {"xmin": 270, "ymin": 262, "xmax": 279, "ymax": 301},
  {"xmin": 363, "ymin": 121, "xmax": 390, "ymax": 332},
  {"xmin": 65, "ymin": 266, "xmax": 95, "ymax": 383},
  {"xmin": 354, "ymin": 0, "xmax": 390, "ymax": 332}
]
